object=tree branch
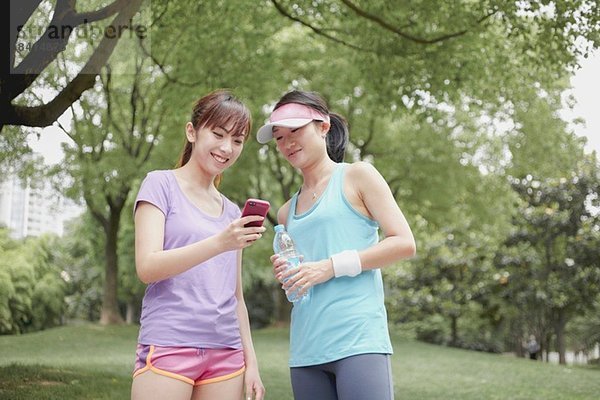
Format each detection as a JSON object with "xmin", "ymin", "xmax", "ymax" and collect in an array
[
  {"xmin": 140, "ymin": 109, "xmax": 164, "ymax": 164},
  {"xmin": 55, "ymin": 118, "xmax": 76, "ymax": 144},
  {"xmin": 8, "ymin": 0, "xmax": 130, "ymax": 98},
  {"xmin": 72, "ymin": 0, "xmax": 129, "ymax": 25},
  {"xmin": 9, "ymin": 0, "xmax": 43, "ymax": 71},
  {"xmin": 361, "ymin": 114, "xmax": 376, "ymax": 154},
  {"xmin": 2, "ymin": 0, "xmax": 145, "ymax": 129},
  {"xmin": 270, "ymin": 0, "xmax": 376, "ymax": 53},
  {"xmin": 340, "ymin": 0, "xmax": 497, "ymax": 44},
  {"xmin": 83, "ymin": 187, "xmax": 109, "ymax": 229},
  {"xmin": 100, "ymin": 68, "xmax": 126, "ymax": 140},
  {"xmin": 8, "ymin": 0, "xmax": 75, "ymax": 98},
  {"xmin": 149, "ymin": 0, "xmax": 171, "ymax": 28},
  {"xmin": 138, "ymin": 38, "xmax": 205, "ymax": 87}
]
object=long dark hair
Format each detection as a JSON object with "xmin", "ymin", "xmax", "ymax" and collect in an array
[
  {"xmin": 273, "ymin": 90, "xmax": 348, "ymax": 162},
  {"xmin": 176, "ymin": 90, "xmax": 252, "ymax": 186}
]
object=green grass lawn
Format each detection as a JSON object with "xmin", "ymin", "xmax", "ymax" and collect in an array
[{"xmin": 0, "ymin": 324, "xmax": 598, "ymax": 399}]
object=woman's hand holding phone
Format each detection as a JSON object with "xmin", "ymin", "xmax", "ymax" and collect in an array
[
  {"xmin": 215, "ymin": 199, "xmax": 270, "ymax": 251},
  {"xmin": 217, "ymin": 216, "xmax": 266, "ymax": 251}
]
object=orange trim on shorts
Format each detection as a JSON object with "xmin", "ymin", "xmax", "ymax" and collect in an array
[
  {"xmin": 132, "ymin": 345, "xmax": 152, "ymax": 379},
  {"xmin": 132, "ymin": 345, "xmax": 246, "ymax": 386},
  {"xmin": 194, "ymin": 365, "xmax": 246, "ymax": 386},
  {"xmin": 132, "ymin": 345, "xmax": 195, "ymax": 385}
]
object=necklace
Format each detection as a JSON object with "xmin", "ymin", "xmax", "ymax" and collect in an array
[
  {"xmin": 302, "ymin": 166, "xmax": 336, "ymax": 202},
  {"xmin": 300, "ymin": 188, "xmax": 318, "ymax": 201},
  {"xmin": 301, "ymin": 186, "xmax": 320, "ymax": 202}
]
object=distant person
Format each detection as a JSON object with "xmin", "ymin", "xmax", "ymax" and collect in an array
[
  {"xmin": 131, "ymin": 90, "xmax": 266, "ymax": 400},
  {"xmin": 527, "ymin": 335, "xmax": 540, "ymax": 360},
  {"xmin": 259, "ymin": 90, "xmax": 416, "ymax": 400}
]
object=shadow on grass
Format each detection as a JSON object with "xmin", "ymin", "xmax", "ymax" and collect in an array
[{"xmin": 0, "ymin": 363, "xmax": 131, "ymax": 400}]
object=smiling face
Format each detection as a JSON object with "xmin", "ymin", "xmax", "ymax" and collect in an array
[
  {"xmin": 177, "ymin": 91, "xmax": 252, "ymax": 184},
  {"xmin": 186, "ymin": 121, "xmax": 245, "ymax": 176},
  {"xmin": 273, "ymin": 120, "xmax": 330, "ymax": 167}
]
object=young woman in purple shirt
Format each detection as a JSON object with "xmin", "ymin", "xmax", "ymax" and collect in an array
[{"xmin": 131, "ymin": 90, "xmax": 266, "ymax": 400}]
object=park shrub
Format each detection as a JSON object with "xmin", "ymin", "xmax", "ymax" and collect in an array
[
  {"xmin": 0, "ymin": 269, "xmax": 16, "ymax": 333},
  {"xmin": 415, "ymin": 315, "xmax": 448, "ymax": 345},
  {"xmin": 1, "ymin": 253, "xmax": 35, "ymax": 333},
  {"xmin": 450, "ymin": 337, "xmax": 503, "ymax": 354},
  {"xmin": 30, "ymin": 273, "xmax": 67, "ymax": 331},
  {"xmin": 0, "ymin": 231, "xmax": 69, "ymax": 334}
]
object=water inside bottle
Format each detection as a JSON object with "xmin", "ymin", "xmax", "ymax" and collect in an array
[{"xmin": 282, "ymin": 254, "xmax": 308, "ymax": 303}]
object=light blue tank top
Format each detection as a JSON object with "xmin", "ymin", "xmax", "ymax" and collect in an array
[{"xmin": 286, "ymin": 163, "xmax": 393, "ymax": 367}]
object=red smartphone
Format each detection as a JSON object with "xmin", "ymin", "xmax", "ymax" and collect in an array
[{"xmin": 241, "ymin": 198, "xmax": 270, "ymax": 227}]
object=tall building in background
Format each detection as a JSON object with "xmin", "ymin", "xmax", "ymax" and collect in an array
[{"xmin": 0, "ymin": 173, "xmax": 82, "ymax": 239}]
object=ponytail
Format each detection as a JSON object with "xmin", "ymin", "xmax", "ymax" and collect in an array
[
  {"xmin": 326, "ymin": 113, "xmax": 349, "ymax": 163},
  {"xmin": 176, "ymin": 139, "xmax": 193, "ymax": 168}
]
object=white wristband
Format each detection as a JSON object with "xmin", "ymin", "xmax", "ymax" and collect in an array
[{"xmin": 331, "ymin": 250, "xmax": 362, "ymax": 278}]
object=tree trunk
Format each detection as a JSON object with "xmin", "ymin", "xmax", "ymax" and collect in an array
[
  {"xmin": 555, "ymin": 309, "xmax": 568, "ymax": 365},
  {"xmin": 511, "ymin": 319, "xmax": 525, "ymax": 357},
  {"xmin": 542, "ymin": 332, "xmax": 552, "ymax": 363},
  {"xmin": 450, "ymin": 315, "xmax": 458, "ymax": 346},
  {"xmin": 126, "ymin": 301, "xmax": 137, "ymax": 324},
  {"xmin": 100, "ymin": 211, "xmax": 124, "ymax": 325}
]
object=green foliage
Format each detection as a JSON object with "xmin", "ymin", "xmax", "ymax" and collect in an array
[
  {"xmin": 2, "ymin": 0, "xmax": 599, "ymax": 346},
  {"xmin": 59, "ymin": 216, "xmax": 105, "ymax": 322},
  {"xmin": 508, "ymin": 87, "xmax": 587, "ymax": 179},
  {"xmin": 413, "ymin": 314, "xmax": 449, "ymax": 344},
  {"xmin": 46, "ymin": 44, "xmax": 174, "ymax": 322},
  {"xmin": 568, "ymin": 295, "xmax": 600, "ymax": 356},
  {"xmin": 0, "ymin": 269, "xmax": 16, "ymax": 333},
  {"xmin": 386, "ymin": 221, "xmax": 502, "ymax": 348},
  {"xmin": 30, "ymin": 273, "xmax": 66, "ymax": 331},
  {"xmin": 25, "ymin": 235, "xmax": 68, "ymax": 331},
  {"xmin": 502, "ymin": 159, "xmax": 600, "ymax": 308},
  {"xmin": 269, "ymin": 0, "xmax": 598, "ymax": 118},
  {"xmin": 0, "ymin": 251, "xmax": 35, "ymax": 333},
  {"xmin": 0, "ymin": 231, "xmax": 72, "ymax": 334},
  {"xmin": 0, "ymin": 126, "xmax": 33, "ymax": 174},
  {"xmin": 497, "ymin": 155, "xmax": 600, "ymax": 359}
]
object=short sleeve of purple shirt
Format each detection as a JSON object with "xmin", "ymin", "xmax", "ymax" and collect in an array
[
  {"xmin": 134, "ymin": 170, "xmax": 243, "ymax": 349},
  {"xmin": 135, "ymin": 170, "xmax": 171, "ymax": 217}
]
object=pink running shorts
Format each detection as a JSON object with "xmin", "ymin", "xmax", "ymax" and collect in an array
[{"xmin": 133, "ymin": 344, "xmax": 245, "ymax": 386}]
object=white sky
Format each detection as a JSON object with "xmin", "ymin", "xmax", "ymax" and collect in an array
[
  {"xmin": 28, "ymin": 52, "xmax": 600, "ymax": 164},
  {"xmin": 563, "ymin": 52, "xmax": 600, "ymax": 154}
]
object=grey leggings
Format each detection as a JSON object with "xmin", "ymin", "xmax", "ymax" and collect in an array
[{"xmin": 290, "ymin": 353, "xmax": 394, "ymax": 400}]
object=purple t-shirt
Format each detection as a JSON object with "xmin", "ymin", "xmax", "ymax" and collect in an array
[{"xmin": 134, "ymin": 170, "xmax": 242, "ymax": 349}]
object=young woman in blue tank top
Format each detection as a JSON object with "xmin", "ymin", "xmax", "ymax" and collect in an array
[{"xmin": 256, "ymin": 90, "xmax": 416, "ymax": 400}]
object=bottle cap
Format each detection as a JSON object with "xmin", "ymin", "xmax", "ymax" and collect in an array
[{"xmin": 274, "ymin": 224, "xmax": 285, "ymax": 232}]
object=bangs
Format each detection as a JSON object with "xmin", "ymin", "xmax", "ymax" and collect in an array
[{"xmin": 198, "ymin": 101, "xmax": 252, "ymax": 139}]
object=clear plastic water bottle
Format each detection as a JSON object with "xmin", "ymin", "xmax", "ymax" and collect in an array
[{"xmin": 273, "ymin": 224, "xmax": 309, "ymax": 303}]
